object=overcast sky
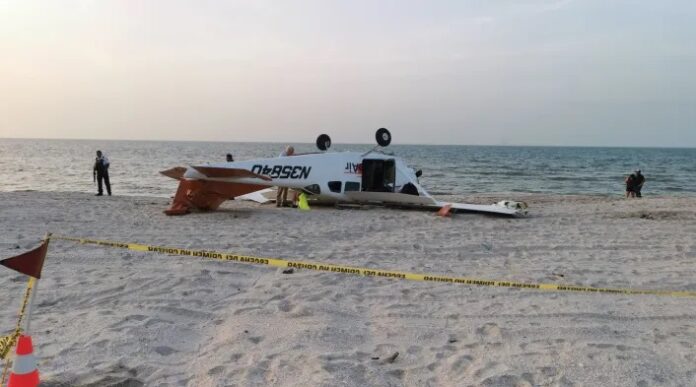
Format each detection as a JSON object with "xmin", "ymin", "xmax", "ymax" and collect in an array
[{"xmin": 1, "ymin": 0, "xmax": 694, "ymax": 146}]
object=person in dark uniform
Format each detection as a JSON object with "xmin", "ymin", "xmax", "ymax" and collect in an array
[
  {"xmin": 93, "ymin": 150, "xmax": 111, "ymax": 196},
  {"xmin": 634, "ymin": 169, "xmax": 646, "ymax": 198}
]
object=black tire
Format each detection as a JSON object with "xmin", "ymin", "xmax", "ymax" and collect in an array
[
  {"xmin": 316, "ymin": 134, "xmax": 332, "ymax": 151},
  {"xmin": 376, "ymin": 128, "xmax": 391, "ymax": 147}
]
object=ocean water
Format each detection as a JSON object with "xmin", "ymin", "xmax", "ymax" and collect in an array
[{"xmin": 0, "ymin": 138, "xmax": 694, "ymax": 197}]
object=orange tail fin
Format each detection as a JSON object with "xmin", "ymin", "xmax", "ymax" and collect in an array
[{"xmin": 165, "ymin": 180, "xmax": 268, "ymax": 216}]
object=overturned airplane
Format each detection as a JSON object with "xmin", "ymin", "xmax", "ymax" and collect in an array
[{"xmin": 160, "ymin": 129, "xmax": 528, "ymax": 217}]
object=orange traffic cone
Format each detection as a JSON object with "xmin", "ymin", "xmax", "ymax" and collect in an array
[{"xmin": 7, "ymin": 335, "xmax": 39, "ymax": 387}]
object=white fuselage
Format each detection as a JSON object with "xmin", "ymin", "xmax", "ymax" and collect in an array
[
  {"xmin": 176, "ymin": 149, "xmax": 527, "ymax": 216},
  {"xmin": 185, "ymin": 151, "xmax": 435, "ymax": 205}
]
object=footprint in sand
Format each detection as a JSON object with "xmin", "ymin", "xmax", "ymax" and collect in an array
[
  {"xmin": 477, "ymin": 323, "xmax": 502, "ymax": 339},
  {"xmin": 126, "ymin": 314, "xmax": 148, "ymax": 322},
  {"xmin": 289, "ymin": 306, "xmax": 312, "ymax": 318},
  {"xmin": 144, "ymin": 317, "xmax": 172, "ymax": 328},
  {"xmin": 277, "ymin": 300, "xmax": 294, "ymax": 312},
  {"xmin": 109, "ymin": 314, "xmax": 148, "ymax": 331},
  {"xmin": 244, "ymin": 359, "xmax": 272, "ymax": 385},
  {"xmin": 208, "ymin": 365, "xmax": 225, "ymax": 376},
  {"xmin": 387, "ymin": 369, "xmax": 405, "ymax": 380},
  {"xmin": 447, "ymin": 354, "xmax": 474, "ymax": 373},
  {"xmin": 481, "ymin": 374, "xmax": 531, "ymax": 387},
  {"xmin": 154, "ymin": 345, "xmax": 177, "ymax": 356},
  {"xmin": 248, "ymin": 336, "xmax": 264, "ymax": 344},
  {"xmin": 473, "ymin": 361, "xmax": 507, "ymax": 380},
  {"xmin": 538, "ymin": 366, "xmax": 558, "ymax": 378}
]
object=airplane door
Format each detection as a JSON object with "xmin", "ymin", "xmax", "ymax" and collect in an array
[{"xmin": 361, "ymin": 159, "xmax": 396, "ymax": 192}]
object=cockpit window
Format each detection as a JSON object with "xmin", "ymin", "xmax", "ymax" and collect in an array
[
  {"xmin": 345, "ymin": 182, "xmax": 360, "ymax": 192},
  {"xmin": 328, "ymin": 181, "xmax": 342, "ymax": 193}
]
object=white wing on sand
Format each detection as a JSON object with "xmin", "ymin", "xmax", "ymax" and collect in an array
[{"xmin": 237, "ymin": 188, "xmax": 275, "ymax": 204}]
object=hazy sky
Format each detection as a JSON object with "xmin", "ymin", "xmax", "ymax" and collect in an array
[{"xmin": 1, "ymin": 0, "xmax": 695, "ymax": 146}]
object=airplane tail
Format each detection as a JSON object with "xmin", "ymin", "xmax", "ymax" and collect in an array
[
  {"xmin": 160, "ymin": 166, "xmax": 188, "ymax": 180},
  {"xmin": 164, "ymin": 180, "xmax": 269, "ymax": 215},
  {"xmin": 160, "ymin": 168, "xmax": 268, "ymax": 215}
]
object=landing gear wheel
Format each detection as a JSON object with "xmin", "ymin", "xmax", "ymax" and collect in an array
[
  {"xmin": 376, "ymin": 128, "xmax": 391, "ymax": 147},
  {"xmin": 316, "ymin": 134, "xmax": 332, "ymax": 151}
]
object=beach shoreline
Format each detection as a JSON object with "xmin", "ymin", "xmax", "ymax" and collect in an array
[{"xmin": 2, "ymin": 191, "xmax": 696, "ymax": 386}]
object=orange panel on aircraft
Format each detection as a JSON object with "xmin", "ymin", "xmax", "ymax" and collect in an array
[{"xmin": 164, "ymin": 180, "xmax": 268, "ymax": 215}]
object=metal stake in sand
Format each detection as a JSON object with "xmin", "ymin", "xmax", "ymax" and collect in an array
[{"xmin": 25, "ymin": 233, "xmax": 50, "ymax": 334}]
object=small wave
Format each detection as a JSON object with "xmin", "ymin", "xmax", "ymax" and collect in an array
[
  {"xmin": 659, "ymin": 186, "xmax": 691, "ymax": 192},
  {"xmin": 545, "ymin": 176, "xmax": 600, "ymax": 182}
]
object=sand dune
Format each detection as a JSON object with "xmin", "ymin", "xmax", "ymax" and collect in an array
[{"xmin": 1, "ymin": 192, "xmax": 696, "ymax": 386}]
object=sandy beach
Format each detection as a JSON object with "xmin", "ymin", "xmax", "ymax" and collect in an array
[{"xmin": 1, "ymin": 191, "xmax": 696, "ymax": 386}]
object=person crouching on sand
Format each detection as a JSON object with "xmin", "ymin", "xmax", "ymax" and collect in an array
[
  {"xmin": 276, "ymin": 145, "xmax": 294, "ymax": 207},
  {"xmin": 93, "ymin": 150, "xmax": 111, "ymax": 196}
]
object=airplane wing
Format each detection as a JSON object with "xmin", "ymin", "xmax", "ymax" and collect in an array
[
  {"xmin": 433, "ymin": 200, "xmax": 528, "ymax": 217},
  {"xmin": 191, "ymin": 166, "xmax": 272, "ymax": 181},
  {"xmin": 237, "ymin": 188, "xmax": 275, "ymax": 204},
  {"xmin": 342, "ymin": 191, "xmax": 527, "ymax": 216},
  {"xmin": 343, "ymin": 191, "xmax": 439, "ymax": 206}
]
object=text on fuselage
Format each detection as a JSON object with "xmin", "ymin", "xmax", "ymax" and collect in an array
[
  {"xmin": 251, "ymin": 165, "xmax": 312, "ymax": 179},
  {"xmin": 345, "ymin": 162, "xmax": 362, "ymax": 175}
]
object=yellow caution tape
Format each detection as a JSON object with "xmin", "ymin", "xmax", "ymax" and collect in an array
[
  {"xmin": 1, "ymin": 276, "xmax": 34, "ymax": 387},
  {"xmin": 0, "ymin": 334, "xmax": 16, "ymax": 361},
  {"xmin": 48, "ymin": 235, "xmax": 696, "ymax": 299},
  {"xmin": 15, "ymin": 278, "xmax": 35, "ymax": 332}
]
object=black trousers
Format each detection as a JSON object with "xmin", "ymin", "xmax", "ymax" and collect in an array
[{"xmin": 97, "ymin": 171, "xmax": 111, "ymax": 195}]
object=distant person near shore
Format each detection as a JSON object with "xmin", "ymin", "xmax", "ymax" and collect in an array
[
  {"xmin": 634, "ymin": 169, "xmax": 645, "ymax": 197},
  {"xmin": 93, "ymin": 150, "xmax": 111, "ymax": 196},
  {"xmin": 276, "ymin": 146, "xmax": 294, "ymax": 207},
  {"xmin": 226, "ymin": 153, "xmax": 234, "ymax": 162},
  {"xmin": 625, "ymin": 169, "xmax": 646, "ymax": 198},
  {"xmin": 625, "ymin": 172, "xmax": 636, "ymax": 198}
]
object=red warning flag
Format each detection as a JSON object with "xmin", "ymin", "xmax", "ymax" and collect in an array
[{"xmin": 0, "ymin": 240, "xmax": 48, "ymax": 279}]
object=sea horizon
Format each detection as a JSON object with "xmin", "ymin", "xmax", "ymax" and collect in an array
[
  {"xmin": 2, "ymin": 136, "xmax": 695, "ymax": 150},
  {"xmin": 1, "ymin": 138, "xmax": 694, "ymax": 198}
]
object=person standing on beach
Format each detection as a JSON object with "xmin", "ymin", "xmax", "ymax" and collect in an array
[
  {"xmin": 93, "ymin": 150, "xmax": 111, "ymax": 196},
  {"xmin": 625, "ymin": 173, "xmax": 635, "ymax": 198},
  {"xmin": 276, "ymin": 145, "xmax": 294, "ymax": 207},
  {"xmin": 634, "ymin": 169, "xmax": 646, "ymax": 198},
  {"xmin": 625, "ymin": 171, "xmax": 641, "ymax": 198}
]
